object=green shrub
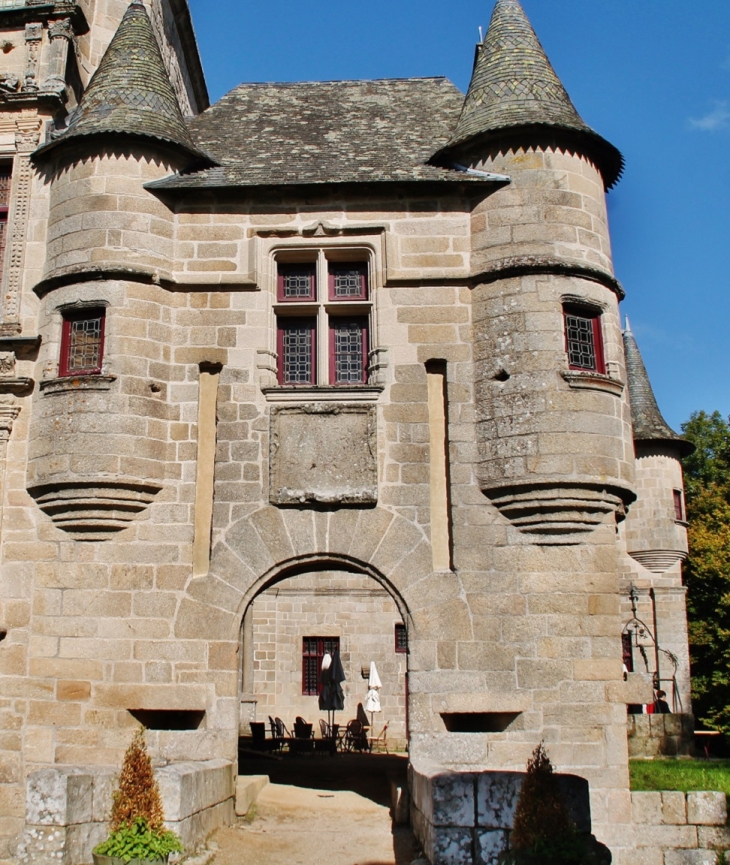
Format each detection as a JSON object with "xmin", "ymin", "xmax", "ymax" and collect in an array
[
  {"xmin": 93, "ymin": 729, "xmax": 183, "ymax": 863},
  {"xmin": 94, "ymin": 817, "xmax": 183, "ymax": 863}
]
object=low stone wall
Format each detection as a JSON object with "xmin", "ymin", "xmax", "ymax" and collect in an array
[
  {"xmin": 624, "ymin": 791, "xmax": 730, "ymax": 865},
  {"xmin": 628, "ymin": 713, "xmax": 695, "ymax": 758},
  {"xmin": 14, "ymin": 760, "xmax": 235, "ymax": 865},
  {"xmin": 409, "ymin": 761, "xmax": 596, "ymax": 865}
]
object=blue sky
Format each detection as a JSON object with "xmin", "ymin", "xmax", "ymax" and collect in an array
[{"xmin": 187, "ymin": 0, "xmax": 730, "ymax": 431}]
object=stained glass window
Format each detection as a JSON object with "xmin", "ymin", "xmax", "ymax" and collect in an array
[
  {"xmin": 329, "ymin": 263, "xmax": 367, "ymax": 300},
  {"xmin": 275, "ymin": 257, "xmax": 371, "ymax": 385},
  {"xmin": 302, "ymin": 636, "xmax": 340, "ymax": 696},
  {"xmin": 0, "ymin": 166, "xmax": 11, "ymax": 280},
  {"xmin": 60, "ymin": 309, "xmax": 105, "ymax": 377},
  {"xmin": 278, "ymin": 264, "xmax": 315, "ymax": 300},
  {"xmin": 331, "ymin": 319, "xmax": 367, "ymax": 384},
  {"xmin": 564, "ymin": 307, "xmax": 604, "ymax": 374},
  {"xmin": 279, "ymin": 319, "xmax": 315, "ymax": 384}
]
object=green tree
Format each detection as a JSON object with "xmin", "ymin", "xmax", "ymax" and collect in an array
[{"xmin": 682, "ymin": 411, "xmax": 730, "ymax": 732}]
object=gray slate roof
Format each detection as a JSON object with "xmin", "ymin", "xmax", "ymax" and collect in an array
[
  {"xmin": 147, "ymin": 78, "xmax": 487, "ymax": 191},
  {"xmin": 34, "ymin": 0, "xmax": 211, "ymax": 165},
  {"xmin": 440, "ymin": 0, "xmax": 623, "ymax": 189},
  {"xmin": 623, "ymin": 324, "xmax": 694, "ymax": 456}
]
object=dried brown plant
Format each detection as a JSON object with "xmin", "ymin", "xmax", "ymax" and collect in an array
[
  {"xmin": 510, "ymin": 742, "xmax": 577, "ymax": 852},
  {"xmin": 109, "ymin": 728, "xmax": 165, "ymax": 832}
]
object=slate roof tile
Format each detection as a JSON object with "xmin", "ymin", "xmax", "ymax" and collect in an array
[
  {"xmin": 623, "ymin": 324, "xmax": 694, "ymax": 456},
  {"xmin": 34, "ymin": 0, "xmax": 211, "ymax": 166},
  {"xmin": 148, "ymin": 78, "xmax": 487, "ymax": 190}
]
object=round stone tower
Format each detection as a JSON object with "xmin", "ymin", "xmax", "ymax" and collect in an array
[
  {"xmin": 27, "ymin": 0, "xmax": 213, "ymax": 539},
  {"xmin": 434, "ymin": 0, "xmax": 635, "ymax": 539},
  {"xmin": 622, "ymin": 320, "xmax": 694, "ymax": 572}
]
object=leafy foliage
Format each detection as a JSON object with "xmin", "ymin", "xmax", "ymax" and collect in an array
[
  {"xmin": 93, "ymin": 728, "xmax": 183, "ymax": 863},
  {"xmin": 110, "ymin": 729, "xmax": 165, "ymax": 832},
  {"xmin": 682, "ymin": 411, "xmax": 730, "ymax": 734},
  {"xmin": 94, "ymin": 818, "xmax": 183, "ymax": 863}
]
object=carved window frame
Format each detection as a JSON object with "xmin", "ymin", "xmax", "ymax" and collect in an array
[{"xmin": 274, "ymin": 249, "xmax": 373, "ymax": 387}]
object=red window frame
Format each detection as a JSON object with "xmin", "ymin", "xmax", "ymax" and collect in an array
[
  {"xmin": 277, "ymin": 317, "xmax": 316, "ymax": 385},
  {"xmin": 328, "ymin": 316, "xmax": 368, "ymax": 385},
  {"xmin": 277, "ymin": 263, "xmax": 316, "ymax": 302},
  {"xmin": 563, "ymin": 305, "xmax": 605, "ymax": 375},
  {"xmin": 328, "ymin": 262, "xmax": 368, "ymax": 301},
  {"xmin": 302, "ymin": 636, "xmax": 340, "ymax": 696},
  {"xmin": 673, "ymin": 489, "xmax": 685, "ymax": 522},
  {"xmin": 59, "ymin": 308, "xmax": 106, "ymax": 377},
  {"xmin": 395, "ymin": 623, "xmax": 408, "ymax": 654},
  {"xmin": 0, "ymin": 165, "xmax": 11, "ymax": 279}
]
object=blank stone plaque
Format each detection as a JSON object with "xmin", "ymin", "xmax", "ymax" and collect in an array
[{"xmin": 269, "ymin": 404, "xmax": 377, "ymax": 505}]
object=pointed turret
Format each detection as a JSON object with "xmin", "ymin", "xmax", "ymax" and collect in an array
[
  {"xmin": 623, "ymin": 321, "xmax": 694, "ymax": 456},
  {"xmin": 438, "ymin": 0, "xmax": 623, "ymax": 188},
  {"xmin": 34, "ymin": 0, "xmax": 212, "ymax": 166}
]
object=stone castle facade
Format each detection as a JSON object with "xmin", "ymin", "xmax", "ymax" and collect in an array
[{"xmin": 0, "ymin": 1, "xmax": 697, "ymax": 863}]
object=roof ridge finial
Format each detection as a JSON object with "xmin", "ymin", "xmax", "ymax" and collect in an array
[{"xmin": 624, "ymin": 315, "xmax": 632, "ymax": 334}]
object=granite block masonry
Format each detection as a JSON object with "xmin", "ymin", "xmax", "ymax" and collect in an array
[{"xmin": 0, "ymin": 0, "xmax": 697, "ymax": 863}]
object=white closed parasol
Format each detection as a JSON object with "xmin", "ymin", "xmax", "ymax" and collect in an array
[{"xmin": 364, "ymin": 661, "xmax": 382, "ymax": 731}]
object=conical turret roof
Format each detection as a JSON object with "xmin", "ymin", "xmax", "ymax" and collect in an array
[
  {"xmin": 35, "ymin": 0, "xmax": 212, "ymax": 166},
  {"xmin": 623, "ymin": 321, "xmax": 694, "ymax": 456},
  {"xmin": 441, "ymin": 0, "xmax": 623, "ymax": 188}
]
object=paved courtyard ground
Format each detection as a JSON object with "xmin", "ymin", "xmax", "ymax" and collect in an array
[
  {"xmin": 210, "ymin": 782, "xmax": 419, "ymax": 865},
  {"xmin": 208, "ymin": 751, "xmax": 420, "ymax": 865}
]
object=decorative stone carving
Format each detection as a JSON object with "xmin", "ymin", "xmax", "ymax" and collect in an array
[
  {"xmin": 0, "ymin": 73, "xmax": 19, "ymax": 93},
  {"xmin": 0, "ymin": 397, "xmax": 20, "ymax": 442},
  {"xmin": 1, "ymin": 119, "xmax": 41, "ymax": 329},
  {"xmin": 629, "ymin": 549, "xmax": 687, "ymax": 574},
  {"xmin": 22, "ymin": 24, "xmax": 42, "ymax": 93},
  {"xmin": 28, "ymin": 479, "xmax": 164, "ymax": 541},
  {"xmin": 42, "ymin": 18, "xmax": 73, "ymax": 94},
  {"xmin": 269, "ymin": 404, "xmax": 377, "ymax": 505},
  {"xmin": 484, "ymin": 483, "xmax": 629, "ymax": 540},
  {"xmin": 0, "ymin": 352, "xmax": 16, "ymax": 377}
]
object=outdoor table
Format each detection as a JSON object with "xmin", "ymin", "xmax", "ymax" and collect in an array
[{"xmin": 695, "ymin": 730, "xmax": 721, "ymax": 759}]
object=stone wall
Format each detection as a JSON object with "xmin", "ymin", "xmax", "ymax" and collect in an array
[
  {"xmin": 409, "ymin": 761, "xmax": 600, "ymax": 865},
  {"xmin": 628, "ymin": 714, "xmax": 695, "ymax": 759},
  {"xmin": 410, "ymin": 768, "xmax": 730, "ymax": 865},
  {"xmin": 622, "ymin": 790, "xmax": 730, "ymax": 865},
  {"xmin": 250, "ymin": 570, "xmax": 407, "ymax": 745},
  {"xmin": 14, "ymin": 760, "xmax": 235, "ymax": 865}
]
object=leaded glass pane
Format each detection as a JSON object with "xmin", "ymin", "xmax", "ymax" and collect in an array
[
  {"xmin": 332, "ymin": 265, "xmax": 364, "ymax": 298},
  {"xmin": 282, "ymin": 323, "xmax": 313, "ymax": 383},
  {"xmin": 303, "ymin": 657, "xmax": 320, "ymax": 696},
  {"xmin": 333, "ymin": 321, "xmax": 364, "ymax": 383},
  {"xmin": 565, "ymin": 313, "xmax": 597, "ymax": 370},
  {"xmin": 0, "ymin": 168, "xmax": 11, "ymax": 208},
  {"xmin": 67, "ymin": 315, "xmax": 103, "ymax": 373},
  {"xmin": 282, "ymin": 266, "xmax": 314, "ymax": 299}
]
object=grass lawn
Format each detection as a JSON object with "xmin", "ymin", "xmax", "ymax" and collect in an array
[{"xmin": 630, "ymin": 759, "xmax": 730, "ymax": 795}]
